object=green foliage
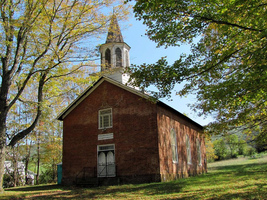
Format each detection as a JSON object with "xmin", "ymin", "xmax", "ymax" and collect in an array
[
  {"xmin": 38, "ymin": 167, "xmax": 56, "ymax": 184},
  {"xmin": 254, "ymin": 130, "xmax": 267, "ymax": 152},
  {"xmin": 129, "ymin": 0, "xmax": 267, "ymax": 139},
  {"xmin": 212, "ymin": 132, "xmax": 259, "ymax": 160},
  {"xmin": 3, "ymin": 174, "xmax": 13, "ymax": 188},
  {"xmin": 213, "ymin": 139, "xmax": 228, "ymax": 160},
  {"xmin": 237, "ymin": 139, "xmax": 248, "ymax": 156},
  {"xmin": 0, "ymin": 0, "xmax": 130, "ymax": 190},
  {"xmin": 225, "ymin": 134, "xmax": 239, "ymax": 158},
  {"xmin": 247, "ymin": 146, "xmax": 257, "ymax": 156}
]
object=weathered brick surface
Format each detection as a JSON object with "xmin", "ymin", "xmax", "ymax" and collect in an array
[
  {"xmin": 157, "ymin": 105, "xmax": 207, "ymax": 181},
  {"xmin": 61, "ymin": 80, "xmax": 207, "ymax": 185},
  {"xmin": 62, "ymin": 81, "xmax": 160, "ymax": 185}
]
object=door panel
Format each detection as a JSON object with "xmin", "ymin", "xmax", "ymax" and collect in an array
[
  {"xmin": 98, "ymin": 152, "xmax": 106, "ymax": 177},
  {"xmin": 107, "ymin": 151, "xmax": 115, "ymax": 176}
]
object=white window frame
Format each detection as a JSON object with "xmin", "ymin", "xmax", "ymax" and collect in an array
[
  {"xmin": 98, "ymin": 144, "xmax": 115, "ymax": 152},
  {"xmin": 196, "ymin": 138, "xmax": 202, "ymax": 166},
  {"xmin": 98, "ymin": 108, "xmax": 112, "ymax": 129},
  {"xmin": 170, "ymin": 128, "xmax": 178, "ymax": 163},
  {"xmin": 186, "ymin": 134, "xmax": 192, "ymax": 164}
]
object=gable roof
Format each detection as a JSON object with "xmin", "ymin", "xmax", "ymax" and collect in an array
[
  {"xmin": 57, "ymin": 76, "xmax": 203, "ymax": 130},
  {"xmin": 57, "ymin": 76, "xmax": 150, "ymax": 121}
]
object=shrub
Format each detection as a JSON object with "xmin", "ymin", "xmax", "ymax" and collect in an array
[
  {"xmin": 39, "ymin": 167, "xmax": 57, "ymax": 184},
  {"xmin": 213, "ymin": 139, "xmax": 229, "ymax": 160},
  {"xmin": 206, "ymin": 139, "xmax": 218, "ymax": 162}
]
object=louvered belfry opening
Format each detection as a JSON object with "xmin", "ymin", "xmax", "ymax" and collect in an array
[
  {"xmin": 104, "ymin": 48, "xmax": 111, "ymax": 68},
  {"xmin": 115, "ymin": 47, "xmax": 122, "ymax": 67}
]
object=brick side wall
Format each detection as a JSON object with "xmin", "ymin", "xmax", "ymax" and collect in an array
[
  {"xmin": 62, "ymin": 81, "xmax": 160, "ymax": 185},
  {"xmin": 157, "ymin": 106, "xmax": 207, "ymax": 181}
]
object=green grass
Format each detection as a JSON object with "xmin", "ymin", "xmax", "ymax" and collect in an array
[{"xmin": 1, "ymin": 154, "xmax": 267, "ymax": 199}]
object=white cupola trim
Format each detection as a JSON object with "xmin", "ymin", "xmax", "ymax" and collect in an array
[
  {"xmin": 99, "ymin": 15, "xmax": 132, "ymax": 86},
  {"xmin": 99, "ymin": 42, "xmax": 130, "ymax": 70}
]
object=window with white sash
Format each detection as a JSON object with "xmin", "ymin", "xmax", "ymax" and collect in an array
[
  {"xmin": 186, "ymin": 134, "xmax": 192, "ymax": 164},
  {"xmin": 196, "ymin": 138, "xmax": 202, "ymax": 165},
  {"xmin": 99, "ymin": 108, "xmax": 112, "ymax": 129},
  {"xmin": 170, "ymin": 128, "xmax": 178, "ymax": 163}
]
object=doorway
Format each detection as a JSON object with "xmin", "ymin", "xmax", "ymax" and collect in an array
[{"xmin": 97, "ymin": 144, "xmax": 115, "ymax": 177}]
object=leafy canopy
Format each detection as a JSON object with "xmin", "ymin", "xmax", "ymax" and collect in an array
[
  {"xmin": 129, "ymin": 0, "xmax": 267, "ymax": 138},
  {"xmin": 0, "ymin": 0, "xmax": 130, "ymax": 190},
  {"xmin": 0, "ymin": 0, "xmax": 130, "ymax": 146}
]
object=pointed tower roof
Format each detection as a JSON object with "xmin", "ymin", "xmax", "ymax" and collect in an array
[{"xmin": 106, "ymin": 15, "xmax": 124, "ymax": 43}]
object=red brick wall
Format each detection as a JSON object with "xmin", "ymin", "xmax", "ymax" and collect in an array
[
  {"xmin": 157, "ymin": 105, "xmax": 207, "ymax": 181},
  {"xmin": 62, "ymin": 80, "xmax": 160, "ymax": 184},
  {"xmin": 61, "ymin": 80, "xmax": 207, "ymax": 185}
]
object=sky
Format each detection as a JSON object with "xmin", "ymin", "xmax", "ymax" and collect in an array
[{"xmin": 98, "ymin": 13, "xmax": 215, "ymax": 126}]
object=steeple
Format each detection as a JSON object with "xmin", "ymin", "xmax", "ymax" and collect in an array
[
  {"xmin": 106, "ymin": 15, "xmax": 124, "ymax": 43},
  {"xmin": 99, "ymin": 14, "xmax": 130, "ymax": 74},
  {"xmin": 99, "ymin": 14, "xmax": 137, "ymax": 88}
]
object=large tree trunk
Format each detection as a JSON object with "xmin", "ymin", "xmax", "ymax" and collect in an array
[
  {"xmin": 0, "ymin": 140, "xmax": 6, "ymax": 192},
  {"xmin": 0, "ymin": 124, "xmax": 7, "ymax": 191},
  {"xmin": 0, "ymin": 105, "xmax": 8, "ymax": 192},
  {"xmin": 0, "ymin": 73, "xmax": 45, "ymax": 190}
]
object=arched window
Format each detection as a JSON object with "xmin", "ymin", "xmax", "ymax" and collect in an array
[
  {"xmin": 115, "ymin": 47, "xmax": 122, "ymax": 67},
  {"xmin": 105, "ymin": 48, "xmax": 111, "ymax": 68}
]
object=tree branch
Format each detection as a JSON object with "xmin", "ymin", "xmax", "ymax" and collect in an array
[
  {"xmin": 186, "ymin": 48, "xmax": 242, "ymax": 81},
  {"xmin": 8, "ymin": 72, "xmax": 46, "ymax": 147},
  {"xmin": 7, "ymin": 33, "xmax": 52, "ymax": 111},
  {"xmin": 197, "ymin": 15, "xmax": 264, "ymax": 32}
]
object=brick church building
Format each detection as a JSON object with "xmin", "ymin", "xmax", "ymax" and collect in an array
[{"xmin": 57, "ymin": 15, "xmax": 207, "ymax": 186}]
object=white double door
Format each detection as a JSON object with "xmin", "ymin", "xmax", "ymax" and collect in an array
[{"xmin": 97, "ymin": 145, "xmax": 115, "ymax": 177}]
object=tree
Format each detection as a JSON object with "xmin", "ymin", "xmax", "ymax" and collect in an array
[
  {"xmin": 225, "ymin": 134, "xmax": 239, "ymax": 158},
  {"xmin": 5, "ymin": 58, "xmax": 99, "ymax": 186},
  {"xmin": 128, "ymin": 1, "xmax": 267, "ymax": 140},
  {"xmin": 0, "ymin": 0, "xmax": 130, "ymax": 190},
  {"xmin": 213, "ymin": 139, "xmax": 228, "ymax": 160},
  {"xmin": 205, "ymin": 138, "xmax": 217, "ymax": 162},
  {"xmin": 237, "ymin": 139, "xmax": 248, "ymax": 156}
]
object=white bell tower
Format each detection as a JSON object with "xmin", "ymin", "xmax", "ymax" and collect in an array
[{"xmin": 99, "ymin": 15, "xmax": 131, "ymax": 84}]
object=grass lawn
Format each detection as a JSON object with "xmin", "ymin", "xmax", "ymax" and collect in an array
[{"xmin": 1, "ymin": 154, "xmax": 267, "ymax": 200}]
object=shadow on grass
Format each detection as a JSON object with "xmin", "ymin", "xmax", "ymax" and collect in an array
[
  {"xmin": 3, "ymin": 182, "xmax": 183, "ymax": 200},
  {"xmin": 5, "ymin": 184, "xmax": 64, "ymax": 192},
  {"xmin": 3, "ymin": 160, "xmax": 267, "ymax": 199}
]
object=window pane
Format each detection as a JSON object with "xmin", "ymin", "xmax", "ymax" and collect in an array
[
  {"xmin": 171, "ymin": 129, "xmax": 178, "ymax": 163},
  {"xmin": 103, "ymin": 115, "xmax": 110, "ymax": 127},
  {"xmin": 99, "ymin": 108, "xmax": 112, "ymax": 129},
  {"xmin": 186, "ymin": 135, "xmax": 191, "ymax": 164},
  {"xmin": 197, "ymin": 139, "xmax": 202, "ymax": 164}
]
